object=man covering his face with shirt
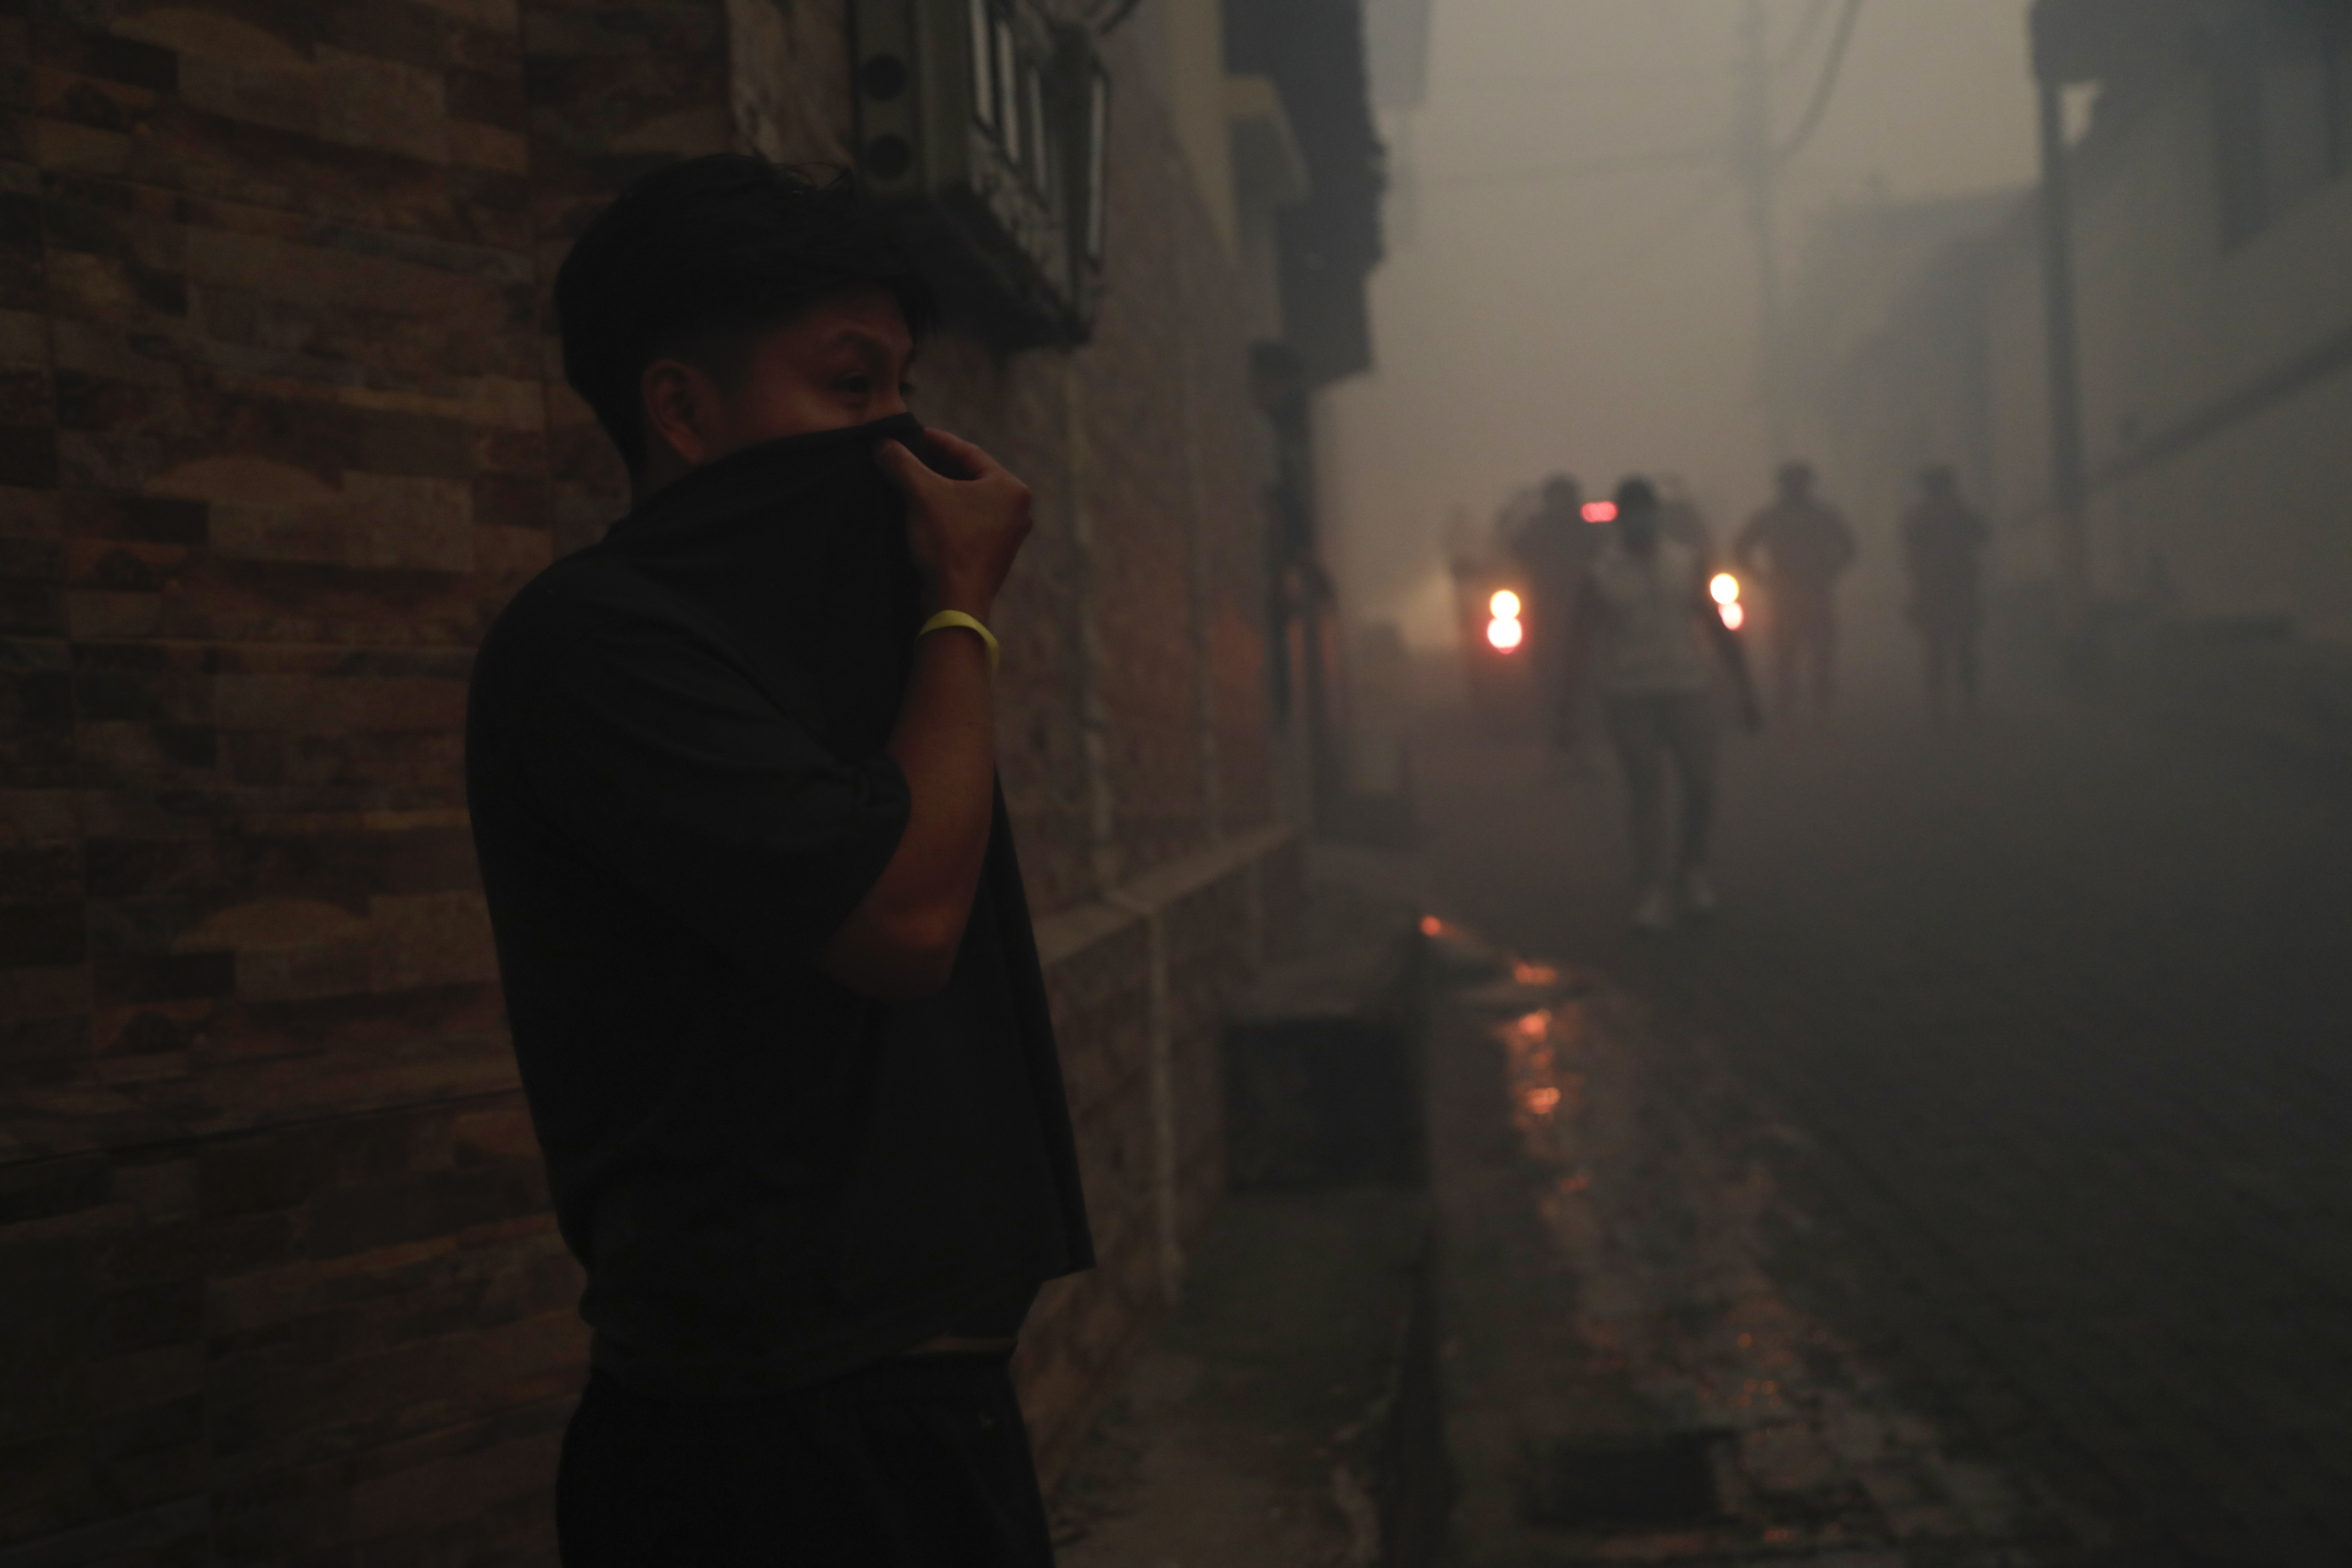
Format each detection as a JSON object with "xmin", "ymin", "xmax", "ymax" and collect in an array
[{"xmin": 465, "ymin": 154, "xmax": 1092, "ymax": 1566}]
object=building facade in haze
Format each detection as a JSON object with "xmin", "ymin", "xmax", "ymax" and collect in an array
[
  {"xmin": 1225, "ymin": 0, "xmax": 1387, "ymax": 822},
  {"xmin": 1782, "ymin": 190, "xmax": 2022, "ymax": 557},
  {"xmin": 1788, "ymin": 0, "xmax": 2352, "ymax": 642},
  {"xmin": 0, "ymin": 0, "xmax": 1380, "ymax": 1559}
]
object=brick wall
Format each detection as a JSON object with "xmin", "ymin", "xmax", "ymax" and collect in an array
[{"xmin": 0, "ymin": 0, "xmax": 1288, "ymax": 1559}]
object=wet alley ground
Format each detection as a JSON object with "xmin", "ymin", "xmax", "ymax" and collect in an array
[{"xmin": 1411, "ymin": 661, "xmax": 2352, "ymax": 1565}]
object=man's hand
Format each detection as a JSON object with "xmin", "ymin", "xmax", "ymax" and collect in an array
[
  {"xmin": 876, "ymin": 429, "xmax": 1033, "ymax": 622},
  {"xmin": 822, "ymin": 430, "xmax": 1030, "ymax": 1000}
]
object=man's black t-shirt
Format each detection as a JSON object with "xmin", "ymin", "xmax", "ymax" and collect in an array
[{"xmin": 466, "ymin": 416, "xmax": 1093, "ymax": 1401}]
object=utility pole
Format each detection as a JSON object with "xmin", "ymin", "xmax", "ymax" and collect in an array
[
  {"xmin": 1734, "ymin": 0, "xmax": 1789, "ymax": 461},
  {"xmin": 2031, "ymin": 0, "xmax": 2095, "ymax": 652}
]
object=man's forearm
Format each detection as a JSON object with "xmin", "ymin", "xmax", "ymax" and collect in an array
[
  {"xmin": 819, "ymin": 627, "xmax": 996, "ymax": 997},
  {"xmin": 830, "ymin": 427, "xmax": 1031, "ymax": 996}
]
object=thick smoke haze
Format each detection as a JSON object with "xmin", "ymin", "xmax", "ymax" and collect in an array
[{"xmin": 1327, "ymin": 1, "xmax": 2045, "ymax": 644}]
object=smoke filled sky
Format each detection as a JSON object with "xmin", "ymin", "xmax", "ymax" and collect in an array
[{"xmin": 1327, "ymin": 0, "xmax": 2044, "ymax": 644}]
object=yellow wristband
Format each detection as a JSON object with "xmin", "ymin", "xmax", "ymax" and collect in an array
[{"xmin": 918, "ymin": 609, "xmax": 1000, "ymax": 677}]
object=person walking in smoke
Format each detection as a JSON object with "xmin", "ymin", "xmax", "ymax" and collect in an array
[
  {"xmin": 1902, "ymin": 464, "xmax": 1991, "ymax": 724},
  {"xmin": 1564, "ymin": 477, "xmax": 1762, "ymax": 931},
  {"xmin": 1733, "ymin": 460, "xmax": 1858, "ymax": 718},
  {"xmin": 1510, "ymin": 472, "xmax": 1601, "ymax": 748}
]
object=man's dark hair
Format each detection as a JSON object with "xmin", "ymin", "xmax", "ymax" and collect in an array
[
  {"xmin": 554, "ymin": 157, "xmax": 938, "ymax": 474},
  {"xmin": 1614, "ymin": 476, "xmax": 1659, "ymax": 514}
]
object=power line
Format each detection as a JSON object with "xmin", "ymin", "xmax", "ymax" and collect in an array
[
  {"xmin": 1775, "ymin": 0, "xmax": 1865, "ymax": 162},
  {"xmin": 1450, "ymin": 69, "xmax": 1733, "ymax": 93},
  {"xmin": 1421, "ymin": 145, "xmax": 1720, "ymax": 192},
  {"xmin": 1775, "ymin": 0, "xmax": 1836, "ymax": 73},
  {"xmin": 1733, "ymin": 2, "xmax": 1784, "ymax": 453},
  {"xmin": 1728, "ymin": 0, "xmax": 1863, "ymax": 457}
]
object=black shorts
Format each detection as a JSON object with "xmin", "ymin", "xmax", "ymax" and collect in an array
[{"xmin": 557, "ymin": 1352, "xmax": 1055, "ymax": 1567}]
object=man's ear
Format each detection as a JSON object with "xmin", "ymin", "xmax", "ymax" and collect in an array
[{"xmin": 641, "ymin": 358, "xmax": 717, "ymax": 470}]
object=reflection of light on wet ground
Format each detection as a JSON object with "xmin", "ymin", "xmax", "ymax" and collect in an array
[
  {"xmin": 1480, "ymin": 960, "xmax": 1595, "ymax": 1167},
  {"xmin": 1435, "ymin": 913, "xmax": 2038, "ymax": 1559}
]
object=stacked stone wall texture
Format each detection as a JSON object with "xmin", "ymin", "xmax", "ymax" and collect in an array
[{"xmin": 0, "ymin": 0, "xmax": 1287, "ymax": 1559}]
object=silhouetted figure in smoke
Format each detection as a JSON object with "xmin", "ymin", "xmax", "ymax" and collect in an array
[
  {"xmin": 1902, "ymin": 464, "xmax": 1990, "ymax": 725},
  {"xmin": 1511, "ymin": 473, "xmax": 1600, "ymax": 746},
  {"xmin": 1565, "ymin": 477, "xmax": 1761, "ymax": 931},
  {"xmin": 1733, "ymin": 461, "xmax": 1858, "ymax": 718}
]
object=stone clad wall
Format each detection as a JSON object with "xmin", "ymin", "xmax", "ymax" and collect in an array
[
  {"xmin": 2, "ymin": 4, "xmax": 717, "ymax": 1560},
  {"xmin": 0, "ymin": 0, "xmax": 1287, "ymax": 1559}
]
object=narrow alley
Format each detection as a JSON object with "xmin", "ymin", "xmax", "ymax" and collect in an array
[
  {"xmin": 1414, "ymin": 663, "xmax": 2352, "ymax": 1564},
  {"xmin": 9, "ymin": 4, "xmax": 2352, "ymax": 1563}
]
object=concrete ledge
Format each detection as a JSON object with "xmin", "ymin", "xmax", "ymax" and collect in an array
[
  {"xmin": 1018, "ymin": 822, "xmax": 1304, "ymax": 1483},
  {"xmin": 1033, "ymin": 822, "xmax": 1298, "ymax": 970},
  {"xmin": 1224, "ymin": 868, "xmax": 1426, "ymax": 1192},
  {"xmin": 1047, "ymin": 861, "xmax": 1445, "ymax": 1565},
  {"xmin": 1049, "ymin": 1186, "xmax": 1444, "ymax": 1568}
]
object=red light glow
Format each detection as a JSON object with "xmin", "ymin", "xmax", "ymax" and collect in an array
[
  {"xmin": 1581, "ymin": 501, "xmax": 1617, "ymax": 524},
  {"xmin": 1719, "ymin": 602, "xmax": 1746, "ymax": 630},
  {"xmin": 1486, "ymin": 616, "xmax": 1524, "ymax": 652}
]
